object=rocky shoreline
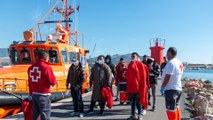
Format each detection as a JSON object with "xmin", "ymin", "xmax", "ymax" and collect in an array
[{"xmin": 183, "ymin": 78, "xmax": 213, "ymax": 120}]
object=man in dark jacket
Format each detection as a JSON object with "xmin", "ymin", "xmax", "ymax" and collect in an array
[
  {"xmin": 66, "ymin": 59, "xmax": 85, "ymax": 118},
  {"xmin": 105, "ymin": 55, "xmax": 116, "ymax": 86},
  {"xmin": 160, "ymin": 56, "xmax": 168, "ymax": 76},
  {"xmin": 142, "ymin": 55, "xmax": 148, "ymax": 66},
  {"xmin": 147, "ymin": 58, "xmax": 160, "ymax": 111},
  {"xmin": 28, "ymin": 50, "xmax": 57, "ymax": 120}
]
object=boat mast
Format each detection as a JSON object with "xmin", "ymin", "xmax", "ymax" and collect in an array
[{"xmin": 65, "ymin": 0, "xmax": 69, "ymax": 31}]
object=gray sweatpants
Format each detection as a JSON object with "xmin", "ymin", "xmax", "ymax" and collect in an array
[{"xmin": 32, "ymin": 94, "xmax": 51, "ymax": 120}]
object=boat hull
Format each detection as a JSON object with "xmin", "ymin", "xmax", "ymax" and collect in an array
[{"xmin": 0, "ymin": 91, "xmax": 70, "ymax": 118}]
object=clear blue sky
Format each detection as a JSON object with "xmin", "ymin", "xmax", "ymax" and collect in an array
[{"xmin": 0, "ymin": 0, "xmax": 213, "ymax": 64}]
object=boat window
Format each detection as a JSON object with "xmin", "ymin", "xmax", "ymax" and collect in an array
[
  {"xmin": 34, "ymin": 49, "xmax": 39, "ymax": 61},
  {"xmin": 80, "ymin": 55, "xmax": 87, "ymax": 68},
  {"xmin": 21, "ymin": 49, "xmax": 31, "ymax": 64},
  {"xmin": 49, "ymin": 49, "xmax": 59, "ymax": 64},
  {"xmin": 10, "ymin": 49, "xmax": 19, "ymax": 64},
  {"xmin": 33, "ymin": 48, "xmax": 44, "ymax": 61},
  {"xmin": 61, "ymin": 51, "xmax": 68, "ymax": 63},
  {"xmin": 75, "ymin": 53, "xmax": 80, "ymax": 60},
  {"xmin": 69, "ymin": 52, "xmax": 74, "ymax": 62}
]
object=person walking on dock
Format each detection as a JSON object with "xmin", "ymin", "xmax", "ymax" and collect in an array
[
  {"xmin": 105, "ymin": 55, "xmax": 117, "ymax": 87},
  {"xmin": 141, "ymin": 54, "xmax": 150, "ymax": 115},
  {"xmin": 115, "ymin": 57, "xmax": 127, "ymax": 101},
  {"xmin": 147, "ymin": 58, "xmax": 160, "ymax": 111},
  {"xmin": 66, "ymin": 59, "xmax": 85, "ymax": 118},
  {"xmin": 28, "ymin": 50, "xmax": 57, "ymax": 120},
  {"xmin": 115, "ymin": 58, "xmax": 128, "ymax": 104},
  {"xmin": 126, "ymin": 52, "xmax": 148, "ymax": 120},
  {"xmin": 86, "ymin": 55, "xmax": 112, "ymax": 115},
  {"xmin": 160, "ymin": 47, "xmax": 183, "ymax": 120}
]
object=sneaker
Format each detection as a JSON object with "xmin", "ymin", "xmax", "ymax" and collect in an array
[
  {"xmin": 151, "ymin": 107, "xmax": 156, "ymax": 112},
  {"xmin": 141, "ymin": 110, "xmax": 146, "ymax": 115},
  {"xmin": 120, "ymin": 101, "xmax": 124, "ymax": 105},
  {"xmin": 79, "ymin": 113, "xmax": 84, "ymax": 118},
  {"xmin": 126, "ymin": 102, "xmax": 131, "ymax": 105},
  {"xmin": 138, "ymin": 115, "xmax": 143, "ymax": 120},
  {"xmin": 114, "ymin": 98, "xmax": 119, "ymax": 101},
  {"xmin": 85, "ymin": 110, "xmax": 94, "ymax": 115},
  {"xmin": 70, "ymin": 112, "xmax": 78, "ymax": 116},
  {"xmin": 100, "ymin": 109, "xmax": 105, "ymax": 115},
  {"xmin": 127, "ymin": 115, "xmax": 136, "ymax": 120}
]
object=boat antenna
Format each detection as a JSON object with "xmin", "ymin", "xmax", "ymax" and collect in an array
[
  {"xmin": 48, "ymin": 0, "xmax": 51, "ymax": 34},
  {"xmin": 91, "ymin": 44, "xmax": 96, "ymax": 58},
  {"xmin": 33, "ymin": 0, "xmax": 60, "ymax": 30}
]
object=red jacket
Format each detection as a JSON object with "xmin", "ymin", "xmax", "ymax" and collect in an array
[
  {"xmin": 101, "ymin": 86, "xmax": 114, "ymax": 109},
  {"xmin": 116, "ymin": 67, "xmax": 127, "ymax": 84},
  {"xmin": 143, "ymin": 63, "xmax": 150, "ymax": 88},
  {"xmin": 126, "ymin": 61, "xmax": 148, "ymax": 109},
  {"xmin": 137, "ymin": 62, "xmax": 149, "ymax": 109},
  {"xmin": 22, "ymin": 98, "xmax": 32, "ymax": 120},
  {"xmin": 116, "ymin": 62, "xmax": 122, "ymax": 73},
  {"xmin": 28, "ymin": 59, "xmax": 57, "ymax": 95},
  {"xmin": 126, "ymin": 61, "xmax": 140, "ymax": 94}
]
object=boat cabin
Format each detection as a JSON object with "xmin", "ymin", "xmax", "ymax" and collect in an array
[{"xmin": 9, "ymin": 40, "xmax": 89, "ymax": 67}]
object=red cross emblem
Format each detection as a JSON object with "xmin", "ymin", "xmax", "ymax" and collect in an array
[
  {"xmin": 179, "ymin": 64, "xmax": 183, "ymax": 72},
  {"xmin": 30, "ymin": 67, "xmax": 41, "ymax": 82},
  {"xmin": 122, "ymin": 71, "xmax": 127, "ymax": 78}
]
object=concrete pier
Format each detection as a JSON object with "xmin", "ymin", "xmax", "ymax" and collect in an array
[{"xmin": 4, "ymin": 82, "xmax": 190, "ymax": 120}]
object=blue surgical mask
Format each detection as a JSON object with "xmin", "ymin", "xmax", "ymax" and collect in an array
[
  {"xmin": 106, "ymin": 59, "xmax": 110, "ymax": 63},
  {"xmin": 73, "ymin": 61, "xmax": 79, "ymax": 66}
]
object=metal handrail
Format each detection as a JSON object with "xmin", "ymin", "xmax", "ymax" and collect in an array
[{"xmin": 0, "ymin": 77, "xmax": 66, "ymax": 93}]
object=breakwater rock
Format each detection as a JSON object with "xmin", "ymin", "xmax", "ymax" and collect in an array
[{"xmin": 183, "ymin": 78, "xmax": 213, "ymax": 119}]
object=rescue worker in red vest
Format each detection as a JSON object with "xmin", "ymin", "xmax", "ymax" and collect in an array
[
  {"xmin": 116, "ymin": 59, "xmax": 128, "ymax": 104},
  {"xmin": 115, "ymin": 57, "xmax": 127, "ymax": 101},
  {"xmin": 28, "ymin": 50, "xmax": 57, "ymax": 120},
  {"xmin": 161, "ymin": 47, "xmax": 183, "ymax": 120},
  {"xmin": 66, "ymin": 58, "xmax": 85, "ymax": 118},
  {"xmin": 126, "ymin": 52, "xmax": 147, "ymax": 120}
]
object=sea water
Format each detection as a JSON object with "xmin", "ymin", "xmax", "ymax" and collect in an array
[{"xmin": 183, "ymin": 70, "xmax": 213, "ymax": 81}]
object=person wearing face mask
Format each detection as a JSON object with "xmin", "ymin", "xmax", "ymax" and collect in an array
[
  {"xmin": 115, "ymin": 57, "xmax": 128, "ymax": 101},
  {"xmin": 116, "ymin": 59, "xmax": 128, "ymax": 104},
  {"xmin": 66, "ymin": 59, "xmax": 85, "ymax": 118},
  {"xmin": 147, "ymin": 58, "xmax": 160, "ymax": 112},
  {"xmin": 105, "ymin": 55, "xmax": 117, "ymax": 87},
  {"xmin": 86, "ymin": 55, "xmax": 112, "ymax": 115},
  {"xmin": 126, "ymin": 52, "xmax": 148, "ymax": 120}
]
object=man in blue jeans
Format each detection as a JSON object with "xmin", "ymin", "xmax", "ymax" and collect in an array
[{"xmin": 126, "ymin": 52, "xmax": 147, "ymax": 120}]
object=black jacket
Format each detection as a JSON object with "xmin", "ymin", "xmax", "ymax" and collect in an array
[
  {"xmin": 149, "ymin": 63, "xmax": 160, "ymax": 84},
  {"xmin": 66, "ymin": 64, "xmax": 85, "ymax": 88},
  {"xmin": 105, "ymin": 55, "xmax": 117, "ymax": 76}
]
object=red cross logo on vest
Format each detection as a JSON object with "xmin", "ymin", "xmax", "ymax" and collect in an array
[
  {"xmin": 30, "ymin": 67, "xmax": 41, "ymax": 82},
  {"xmin": 179, "ymin": 64, "xmax": 183, "ymax": 72},
  {"xmin": 122, "ymin": 71, "xmax": 127, "ymax": 78}
]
